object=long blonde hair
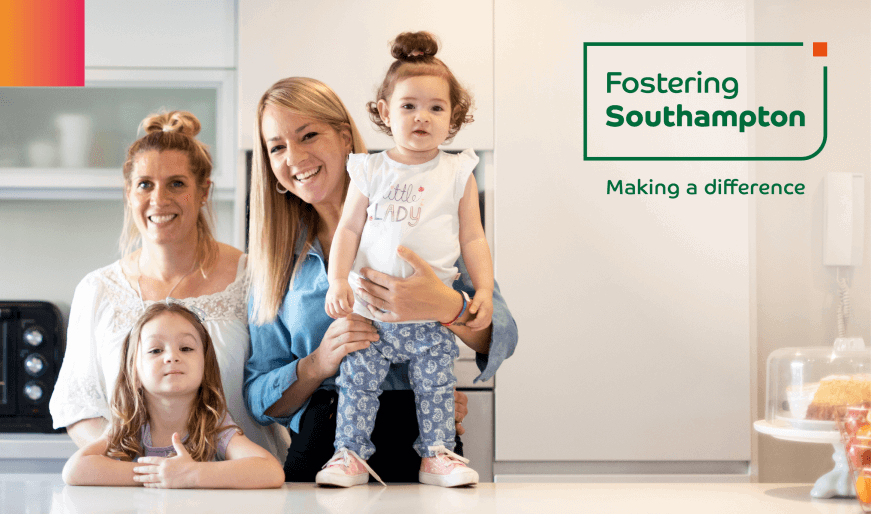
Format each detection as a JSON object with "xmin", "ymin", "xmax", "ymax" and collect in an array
[
  {"xmin": 248, "ymin": 77, "xmax": 367, "ymax": 324},
  {"xmin": 120, "ymin": 111, "xmax": 219, "ymax": 275},
  {"xmin": 106, "ymin": 303, "xmax": 238, "ymax": 462}
]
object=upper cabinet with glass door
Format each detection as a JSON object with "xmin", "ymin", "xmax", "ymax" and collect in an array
[
  {"xmin": 2, "ymin": 0, "xmax": 237, "ymax": 200},
  {"xmin": 0, "ymin": 69, "xmax": 235, "ymax": 200}
]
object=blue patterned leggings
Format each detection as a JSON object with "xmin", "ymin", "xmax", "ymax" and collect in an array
[{"xmin": 334, "ymin": 321, "xmax": 459, "ymax": 459}]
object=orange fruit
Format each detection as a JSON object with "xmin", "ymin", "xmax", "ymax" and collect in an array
[{"xmin": 856, "ymin": 476, "xmax": 871, "ymax": 504}]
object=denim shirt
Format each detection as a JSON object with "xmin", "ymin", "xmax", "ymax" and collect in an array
[{"xmin": 243, "ymin": 237, "xmax": 518, "ymax": 433}]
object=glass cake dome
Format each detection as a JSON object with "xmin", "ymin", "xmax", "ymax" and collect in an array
[{"xmin": 766, "ymin": 341, "xmax": 871, "ymax": 430}]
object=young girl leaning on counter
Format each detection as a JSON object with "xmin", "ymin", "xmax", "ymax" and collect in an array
[{"xmin": 62, "ymin": 303, "xmax": 284, "ymax": 488}]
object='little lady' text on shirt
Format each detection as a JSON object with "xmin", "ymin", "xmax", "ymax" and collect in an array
[{"xmin": 369, "ymin": 182, "xmax": 424, "ymax": 226}]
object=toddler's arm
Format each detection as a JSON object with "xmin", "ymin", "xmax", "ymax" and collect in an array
[
  {"xmin": 458, "ymin": 174, "xmax": 493, "ymax": 330},
  {"xmin": 132, "ymin": 432, "xmax": 284, "ymax": 489},
  {"xmin": 62, "ymin": 435, "xmax": 140, "ymax": 486},
  {"xmin": 326, "ymin": 183, "xmax": 369, "ymax": 318}
]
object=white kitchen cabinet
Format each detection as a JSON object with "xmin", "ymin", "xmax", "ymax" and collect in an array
[
  {"xmin": 0, "ymin": 434, "xmax": 77, "ymax": 473},
  {"xmin": 85, "ymin": 0, "xmax": 235, "ymax": 69},
  {"xmin": 493, "ymin": 0, "xmax": 751, "ymax": 467},
  {"xmin": 238, "ymin": 0, "xmax": 493, "ymax": 151},
  {"xmin": 0, "ymin": 69, "xmax": 236, "ymax": 200}
]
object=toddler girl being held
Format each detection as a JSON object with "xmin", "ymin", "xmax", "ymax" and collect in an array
[
  {"xmin": 62, "ymin": 303, "xmax": 284, "ymax": 488},
  {"xmin": 323, "ymin": 31, "xmax": 492, "ymax": 487}
]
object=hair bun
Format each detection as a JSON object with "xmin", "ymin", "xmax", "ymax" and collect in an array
[
  {"xmin": 390, "ymin": 31, "xmax": 439, "ymax": 61},
  {"xmin": 141, "ymin": 110, "xmax": 202, "ymax": 137}
]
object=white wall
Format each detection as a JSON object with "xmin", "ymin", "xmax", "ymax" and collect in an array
[{"xmin": 493, "ymin": 0, "xmax": 751, "ymax": 466}]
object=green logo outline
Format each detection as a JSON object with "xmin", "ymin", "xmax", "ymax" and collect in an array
[{"xmin": 583, "ymin": 42, "xmax": 826, "ymax": 161}]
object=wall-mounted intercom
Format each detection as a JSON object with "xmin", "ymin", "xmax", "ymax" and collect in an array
[
  {"xmin": 823, "ymin": 172, "xmax": 865, "ymax": 344},
  {"xmin": 824, "ymin": 172, "xmax": 864, "ymax": 267}
]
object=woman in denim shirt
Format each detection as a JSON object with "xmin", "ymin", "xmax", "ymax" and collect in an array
[{"xmin": 243, "ymin": 77, "xmax": 517, "ymax": 482}]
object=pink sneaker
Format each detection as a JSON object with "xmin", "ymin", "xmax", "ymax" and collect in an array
[
  {"xmin": 419, "ymin": 445, "xmax": 479, "ymax": 487},
  {"xmin": 316, "ymin": 449, "xmax": 385, "ymax": 487}
]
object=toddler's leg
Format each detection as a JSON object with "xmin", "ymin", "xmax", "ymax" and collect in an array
[
  {"xmin": 408, "ymin": 323, "xmax": 460, "ymax": 458},
  {"xmin": 334, "ymin": 344, "xmax": 390, "ymax": 460}
]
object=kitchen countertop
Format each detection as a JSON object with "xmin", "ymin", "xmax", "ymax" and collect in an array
[
  {"xmin": 0, "ymin": 433, "xmax": 77, "ymax": 459},
  {"xmin": 0, "ymin": 475, "xmax": 863, "ymax": 514}
]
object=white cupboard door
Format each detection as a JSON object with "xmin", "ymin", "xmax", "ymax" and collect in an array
[
  {"xmin": 238, "ymin": 0, "xmax": 493, "ymax": 151},
  {"xmin": 85, "ymin": 0, "xmax": 236, "ymax": 69},
  {"xmin": 493, "ymin": 0, "xmax": 751, "ymax": 462}
]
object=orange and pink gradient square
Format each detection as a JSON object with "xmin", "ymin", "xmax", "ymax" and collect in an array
[{"xmin": 0, "ymin": 0, "xmax": 84, "ymax": 86}]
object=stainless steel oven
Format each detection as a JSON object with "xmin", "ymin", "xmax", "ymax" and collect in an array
[{"xmin": 0, "ymin": 301, "xmax": 65, "ymax": 432}]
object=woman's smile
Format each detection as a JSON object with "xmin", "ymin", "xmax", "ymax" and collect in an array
[
  {"xmin": 293, "ymin": 166, "xmax": 321, "ymax": 183},
  {"xmin": 147, "ymin": 214, "xmax": 177, "ymax": 224}
]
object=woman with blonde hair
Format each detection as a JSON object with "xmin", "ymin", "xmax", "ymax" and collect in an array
[
  {"xmin": 245, "ymin": 77, "xmax": 517, "ymax": 482},
  {"xmin": 50, "ymin": 111, "xmax": 286, "ymax": 462}
]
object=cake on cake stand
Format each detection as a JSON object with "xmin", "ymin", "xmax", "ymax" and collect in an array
[
  {"xmin": 760, "ymin": 338, "xmax": 870, "ymax": 499},
  {"xmin": 754, "ymin": 420, "xmax": 850, "ymax": 498}
]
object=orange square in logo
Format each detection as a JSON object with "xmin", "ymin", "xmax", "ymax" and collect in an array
[{"xmin": 813, "ymin": 42, "xmax": 827, "ymax": 56}]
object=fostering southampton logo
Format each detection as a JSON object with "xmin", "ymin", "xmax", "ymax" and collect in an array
[{"xmin": 583, "ymin": 42, "xmax": 827, "ymax": 161}]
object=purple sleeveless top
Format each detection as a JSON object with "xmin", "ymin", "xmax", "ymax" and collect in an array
[{"xmin": 138, "ymin": 413, "xmax": 239, "ymax": 461}]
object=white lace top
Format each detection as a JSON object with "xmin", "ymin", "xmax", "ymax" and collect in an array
[{"xmin": 49, "ymin": 256, "xmax": 286, "ymax": 461}]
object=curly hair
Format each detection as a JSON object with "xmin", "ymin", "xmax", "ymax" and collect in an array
[
  {"xmin": 367, "ymin": 31, "xmax": 474, "ymax": 143},
  {"xmin": 105, "ymin": 303, "xmax": 239, "ymax": 462}
]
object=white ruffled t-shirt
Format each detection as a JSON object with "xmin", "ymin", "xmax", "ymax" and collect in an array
[
  {"xmin": 346, "ymin": 149, "xmax": 478, "ymax": 322},
  {"xmin": 49, "ymin": 255, "xmax": 287, "ymax": 461}
]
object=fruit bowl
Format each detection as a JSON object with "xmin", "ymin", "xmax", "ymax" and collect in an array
[{"xmin": 837, "ymin": 404, "xmax": 871, "ymax": 509}]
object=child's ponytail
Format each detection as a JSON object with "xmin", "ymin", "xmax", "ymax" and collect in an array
[{"xmin": 390, "ymin": 31, "xmax": 439, "ymax": 61}]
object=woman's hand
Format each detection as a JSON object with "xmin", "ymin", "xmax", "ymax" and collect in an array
[
  {"xmin": 356, "ymin": 246, "xmax": 460, "ymax": 323},
  {"xmin": 454, "ymin": 390, "xmax": 468, "ymax": 436},
  {"xmin": 308, "ymin": 313, "xmax": 379, "ymax": 380},
  {"xmin": 133, "ymin": 433, "xmax": 200, "ymax": 488},
  {"xmin": 264, "ymin": 314, "xmax": 379, "ymax": 419}
]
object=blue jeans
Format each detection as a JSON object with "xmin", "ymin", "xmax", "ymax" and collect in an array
[{"xmin": 334, "ymin": 321, "xmax": 459, "ymax": 459}]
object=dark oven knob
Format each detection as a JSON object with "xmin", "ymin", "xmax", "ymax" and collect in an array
[
  {"xmin": 24, "ymin": 353, "xmax": 47, "ymax": 377},
  {"xmin": 23, "ymin": 326, "xmax": 45, "ymax": 347},
  {"xmin": 24, "ymin": 381, "xmax": 45, "ymax": 402}
]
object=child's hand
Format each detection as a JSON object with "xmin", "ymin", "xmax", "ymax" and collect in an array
[
  {"xmin": 326, "ymin": 280, "xmax": 355, "ymax": 319},
  {"xmin": 465, "ymin": 290, "xmax": 493, "ymax": 331},
  {"xmin": 133, "ymin": 432, "xmax": 199, "ymax": 488}
]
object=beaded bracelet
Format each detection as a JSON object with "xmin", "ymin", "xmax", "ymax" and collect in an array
[{"xmin": 441, "ymin": 290, "xmax": 470, "ymax": 326}]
